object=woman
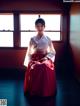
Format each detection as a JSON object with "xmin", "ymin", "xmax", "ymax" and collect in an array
[{"xmin": 24, "ymin": 18, "xmax": 56, "ymax": 97}]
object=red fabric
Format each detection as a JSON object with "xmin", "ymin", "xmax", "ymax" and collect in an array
[{"xmin": 24, "ymin": 53, "xmax": 56, "ymax": 97}]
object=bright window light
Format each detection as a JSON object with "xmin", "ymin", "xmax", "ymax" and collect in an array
[
  {"xmin": 21, "ymin": 32, "xmax": 37, "ymax": 47},
  {"xmin": 44, "ymin": 32, "xmax": 60, "ymax": 41},
  {"xmin": 0, "ymin": 14, "xmax": 14, "ymax": 47},
  {"xmin": 20, "ymin": 15, "xmax": 38, "ymax": 30},
  {"xmin": 41, "ymin": 15, "xmax": 60, "ymax": 30},
  {"xmin": 0, "ymin": 32, "xmax": 13, "ymax": 47},
  {"xmin": 0, "ymin": 14, "xmax": 14, "ymax": 30},
  {"xmin": 20, "ymin": 14, "xmax": 61, "ymax": 47}
]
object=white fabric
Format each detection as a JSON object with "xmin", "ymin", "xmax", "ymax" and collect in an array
[{"xmin": 24, "ymin": 35, "xmax": 56, "ymax": 67}]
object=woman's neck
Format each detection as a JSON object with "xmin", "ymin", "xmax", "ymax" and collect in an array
[{"xmin": 37, "ymin": 33, "xmax": 44, "ymax": 38}]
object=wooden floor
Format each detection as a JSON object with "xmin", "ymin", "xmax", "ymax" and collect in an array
[{"xmin": 0, "ymin": 67, "xmax": 80, "ymax": 106}]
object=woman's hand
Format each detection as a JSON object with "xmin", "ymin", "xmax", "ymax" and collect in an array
[
  {"xmin": 31, "ymin": 60, "xmax": 40, "ymax": 64},
  {"xmin": 30, "ymin": 60, "xmax": 40, "ymax": 69},
  {"xmin": 39, "ymin": 57, "xmax": 48, "ymax": 62}
]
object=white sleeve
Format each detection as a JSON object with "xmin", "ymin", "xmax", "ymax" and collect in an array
[
  {"xmin": 23, "ymin": 39, "xmax": 32, "ymax": 67},
  {"xmin": 46, "ymin": 38, "xmax": 56, "ymax": 62}
]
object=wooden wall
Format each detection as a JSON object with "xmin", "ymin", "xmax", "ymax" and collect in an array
[{"xmin": 70, "ymin": 3, "xmax": 80, "ymax": 80}]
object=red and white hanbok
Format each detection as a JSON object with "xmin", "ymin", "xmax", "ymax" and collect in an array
[{"xmin": 24, "ymin": 35, "xmax": 56, "ymax": 97}]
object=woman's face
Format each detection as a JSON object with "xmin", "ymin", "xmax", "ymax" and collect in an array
[{"xmin": 35, "ymin": 23, "xmax": 45, "ymax": 34}]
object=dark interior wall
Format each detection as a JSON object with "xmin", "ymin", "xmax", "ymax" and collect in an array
[
  {"xmin": 70, "ymin": 4, "xmax": 80, "ymax": 80},
  {"xmin": 0, "ymin": 1, "xmax": 69, "ymax": 69},
  {"xmin": 0, "ymin": 1, "xmax": 63, "ymax": 12}
]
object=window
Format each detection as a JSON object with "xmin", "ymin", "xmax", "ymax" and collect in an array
[
  {"xmin": 20, "ymin": 14, "xmax": 61, "ymax": 47},
  {"xmin": 0, "ymin": 13, "xmax": 14, "ymax": 47}
]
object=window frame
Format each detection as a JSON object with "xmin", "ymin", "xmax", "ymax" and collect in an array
[{"xmin": 0, "ymin": 12, "xmax": 63, "ymax": 49}]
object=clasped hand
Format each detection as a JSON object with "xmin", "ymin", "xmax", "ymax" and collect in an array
[{"xmin": 31, "ymin": 57, "xmax": 48, "ymax": 69}]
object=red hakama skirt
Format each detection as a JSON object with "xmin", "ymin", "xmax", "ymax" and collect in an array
[{"xmin": 24, "ymin": 52, "xmax": 56, "ymax": 97}]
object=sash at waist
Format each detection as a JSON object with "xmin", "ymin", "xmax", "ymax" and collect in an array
[{"xmin": 31, "ymin": 51, "xmax": 47, "ymax": 61}]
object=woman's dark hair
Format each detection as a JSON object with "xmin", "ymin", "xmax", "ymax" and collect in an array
[{"xmin": 35, "ymin": 18, "xmax": 45, "ymax": 27}]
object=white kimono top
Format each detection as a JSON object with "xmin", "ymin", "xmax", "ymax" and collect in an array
[{"xmin": 24, "ymin": 35, "xmax": 56, "ymax": 67}]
